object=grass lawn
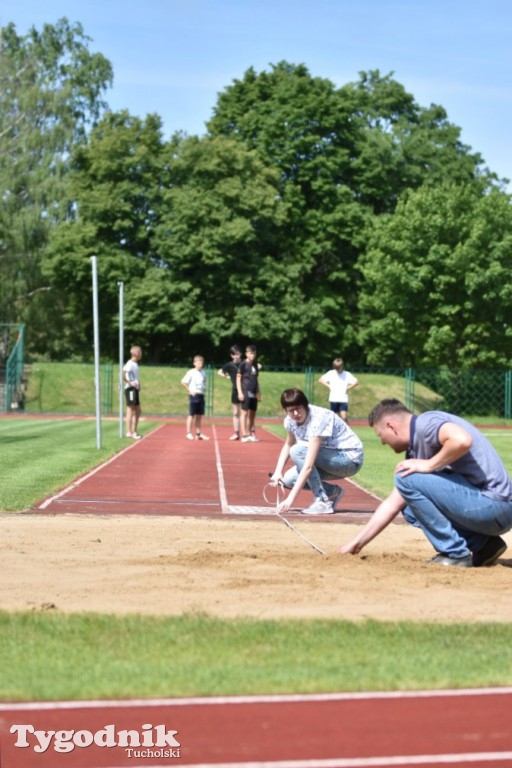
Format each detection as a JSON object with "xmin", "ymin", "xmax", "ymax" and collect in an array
[
  {"xmin": 1, "ymin": 416, "xmax": 512, "ymax": 701},
  {"xmin": 1, "ymin": 612, "xmax": 512, "ymax": 701}
]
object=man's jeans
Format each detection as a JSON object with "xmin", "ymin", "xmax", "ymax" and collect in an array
[
  {"xmin": 283, "ymin": 443, "xmax": 362, "ymax": 501},
  {"xmin": 395, "ymin": 470, "xmax": 512, "ymax": 557}
]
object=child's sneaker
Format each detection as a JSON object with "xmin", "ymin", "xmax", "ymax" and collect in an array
[{"xmin": 302, "ymin": 498, "xmax": 335, "ymax": 515}]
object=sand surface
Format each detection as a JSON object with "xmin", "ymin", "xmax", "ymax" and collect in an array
[{"xmin": 1, "ymin": 512, "xmax": 511, "ymax": 622}]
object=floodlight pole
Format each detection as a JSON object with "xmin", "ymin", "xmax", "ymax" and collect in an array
[
  {"xmin": 118, "ymin": 281, "xmax": 124, "ymax": 438},
  {"xmin": 91, "ymin": 256, "xmax": 102, "ymax": 449}
]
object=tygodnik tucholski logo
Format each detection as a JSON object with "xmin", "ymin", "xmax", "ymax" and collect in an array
[{"xmin": 10, "ymin": 722, "xmax": 181, "ymax": 758}]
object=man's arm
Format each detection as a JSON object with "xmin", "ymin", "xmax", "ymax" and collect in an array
[
  {"xmin": 236, "ymin": 371, "xmax": 244, "ymax": 401},
  {"xmin": 338, "ymin": 487, "xmax": 405, "ymax": 555},
  {"xmin": 394, "ymin": 422, "xmax": 473, "ymax": 477}
]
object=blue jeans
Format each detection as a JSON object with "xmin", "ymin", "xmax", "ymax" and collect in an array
[
  {"xmin": 283, "ymin": 443, "xmax": 362, "ymax": 501},
  {"xmin": 395, "ymin": 470, "xmax": 512, "ymax": 558}
]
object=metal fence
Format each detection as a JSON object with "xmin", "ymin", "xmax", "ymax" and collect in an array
[
  {"xmin": 16, "ymin": 361, "xmax": 512, "ymax": 422},
  {"xmin": 0, "ymin": 324, "xmax": 25, "ymax": 413}
]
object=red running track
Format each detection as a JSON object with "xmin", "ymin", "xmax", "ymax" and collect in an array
[
  {"xmin": 35, "ymin": 421, "xmax": 381, "ymax": 522},
  {"xmin": 1, "ymin": 688, "xmax": 512, "ymax": 767}
]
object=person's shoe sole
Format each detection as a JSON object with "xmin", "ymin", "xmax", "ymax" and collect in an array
[
  {"xmin": 472, "ymin": 537, "xmax": 507, "ymax": 567},
  {"xmin": 429, "ymin": 554, "xmax": 473, "ymax": 567}
]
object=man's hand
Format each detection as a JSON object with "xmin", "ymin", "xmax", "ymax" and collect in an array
[
  {"xmin": 338, "ymin": 541, "xmax": 363, "ymax": 555},
  {"xmin": 394, "ymin": 458, "xmax": 432, "ymax": 477}
]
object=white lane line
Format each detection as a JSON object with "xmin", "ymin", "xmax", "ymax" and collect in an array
[
  {"xmin": 157, "ymin": 753, "xmax": 512, "ymax": 767},
  {"xmin": 212, "ymin": 423, "xmax": 229, "ymax": 514},
  {"xmin": 2, "ymin": 687, "xmax": 512, "ymax": 710}
]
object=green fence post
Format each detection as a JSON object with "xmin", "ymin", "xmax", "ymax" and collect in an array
[
  {"xmin": 206, "ymin": 365, "xmax": 214, "ymax": 416},
  {"xmin": 505, "ymin": 371, "xmax": 512, "ymax": 420},
  {"xmin": 304, "ymin": 367, "xmax": 314, "ymax": 402},
  {"xmin": 103, "ymin": 363, "xmax": 113, "ymax": 414},
  {"xmin": 405, "ymin": 368, "xmax": 415, "ymax": 411}
]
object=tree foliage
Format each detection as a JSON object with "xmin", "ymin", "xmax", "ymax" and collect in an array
[
  {"xmin": 0, "ymin": 19, "xmax": 112, "ymax": 351},
  {"xmin": 357, "ymin": 183, "xmax": 512, "ymax": 367},
  {"xmin": 1, "ymin": 25, "xmax": 510, "ymax": 368}
]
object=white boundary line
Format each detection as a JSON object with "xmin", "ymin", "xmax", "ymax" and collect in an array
[
  {"xmin": 212, "ymin": 423, "xmax": 229, "ymax": 514},
  {"xmin": 2, "ymin": 687, "xmax": 512, "ymax": 711},
  {"xmin": 147, "ymin": 753, "xmax": 512, "ymax": 767},
  {"xmin": 37, "ymin": 424, "xmax": 167, "ymax": 510}
]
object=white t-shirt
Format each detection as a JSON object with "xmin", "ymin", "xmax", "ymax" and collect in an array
[
  {"xmin": 319, "ymin": 369, "xmax": 357, "ymax": 403},
  {"xmin": 123, "ymin": 359, "xmax": 140, "ymax": 390},
  {"xmin": 284, "ymin": 404, "xmax": 363, "ymax": 462},
  {"xmin": 181, "ymin": 368, "xmax": 207, "ymax": 395}
]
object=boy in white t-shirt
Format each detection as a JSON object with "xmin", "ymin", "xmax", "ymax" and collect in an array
[
  {"xmin": 181, "ymin": 355, "xmax": 210, "ymax": 440},
  {"xmin": 123, "ymin": 345, "xmax": 143, "ymax": 439},
  {"xmin": 318, "ymin": 357, "xmax": 358, "ymax": 422}
]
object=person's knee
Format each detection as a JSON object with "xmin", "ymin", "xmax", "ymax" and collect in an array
[
  {"xmin": 290, "ymin": 443, "xmax": 307, "ymax": 463},
  {"xmin": 394, "ymin": 472, "xmax": 421, "ymax": 496}
]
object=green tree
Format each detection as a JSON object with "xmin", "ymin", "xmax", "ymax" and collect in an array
[
  {"xmin": 207, "ymin": 64, "xmax": 491, "ymax": 364},
  {"xmin": 0, "ymin": 19, "xmax": 112, "ymax": 352},
  {"xmin": 151, "ymin": 134, "xmax": 297, "ymax": 362},
  {"xmin": 340, "ymin": 70, "xmax": 487, "ymax": 213},
  {"xmin": 43, "ymin": 111, "xmax": 166, "ymax": 358},
  {"xmin": 357, "ymin": 183, "xmax": 512, "ymax": 367}
]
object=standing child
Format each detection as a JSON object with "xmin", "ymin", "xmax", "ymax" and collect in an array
[
  {"xmin": 236, "ymin": 344, "xmax": 261, "ymax": 443},
  {"xmin": 217, "ymin": 344, "xmax": 242, "ymax": 440},
  {"xmin": 181, "ymin": 355, "xmax": 210, "ymax": 440},
  {"xmin": 318, "ymin": 357, "xmax": 358, "ymax": 422},
  {"xmin": 123, "ymin": 345, "xmax": 143, "ymax": 439}
]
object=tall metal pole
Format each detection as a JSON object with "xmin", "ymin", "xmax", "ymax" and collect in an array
[
  {"xmin": 91, "ymin": 256, "xmax": 102, "ymax": 449},
  {"xmin": 118, "ymin": 281, "xmax": 124, "ymax": 438}
]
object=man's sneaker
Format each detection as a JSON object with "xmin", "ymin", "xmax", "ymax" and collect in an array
[
  {"xmin": 302, "ymin": 499, "xmax": 335, "ymax": 515},
  {"xmin": 247, "ymin": 434, "xmax": 259, "ymax": 442},
  {"xmin": 196, "ymin": 433, "xmax": 210, "ymax": 440},
  {"xmin": 472, "ymin": 536, "xmax": 507, "ymax": 567},
  {"xmin": 429, "ymin": 553, "xmax": 473, "ymax": 567},
  {"xmin": 126, "ymin": 432, "xmax": 134, "ymax": 438},
  {"xmin": 186, "ymin": 432, "xmax": 194, "ymax": 440},
  {"xmin": 327, "ymin": 485, "xmax": 344, "ymax": 511},
  {"xmin": 229, "ymin": 433, "xmax": 240, "ymax": 441},
  {"xmin": 241, "ymin": 435, "xmax": 251, "ymax": 443},
  {"xmin": 132, "ymin": 433, "xmax": 142, "ymax": 440}
]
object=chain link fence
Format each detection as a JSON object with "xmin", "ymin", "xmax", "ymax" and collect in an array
[{"xmin": 17, "ymin": 362, "xmax": 512, "ymax": 422}]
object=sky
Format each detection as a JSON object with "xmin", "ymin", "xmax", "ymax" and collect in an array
[{"xmin": 2, "ymin": 0, "xmax": 512, "ymax": 189}]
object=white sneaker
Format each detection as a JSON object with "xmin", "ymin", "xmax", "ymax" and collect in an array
[
  {"xmin": 196, "ymin": 433, "xmax": 210, "ymax": 440},
  {"xmin": 132, "ymin": 433, "xmax": 142, "ymax": 440},
  {"xmin": 302, "ymin": 499, "xmax": 335, "ymax": 515},
  {"xmin": 247, "ymin": 434, "xmax": 259, "ymax": 442},
  {"xmin": 186, "ymin": 433, "xmax": 194, "ymax": 440},
  {"xmin": 229, "ymin": 433, "xmax": 240, "ymax": 441}
]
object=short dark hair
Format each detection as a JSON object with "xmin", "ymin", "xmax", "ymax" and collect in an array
[
  {"xmin": 230, "ymin": 345, "xmax": 241, "ymax": 355},
  {"xmin": 280, "ymin": 388, "xmax": 309, "ymax": 410},
  {"xmin": 368, "ymin": 399, "xmax": 411, "ymax": 426}
]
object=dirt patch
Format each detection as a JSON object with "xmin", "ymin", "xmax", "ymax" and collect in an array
[{"xmin": 1, "ymin": 513, "xmax": 511, "ymax": 622}]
